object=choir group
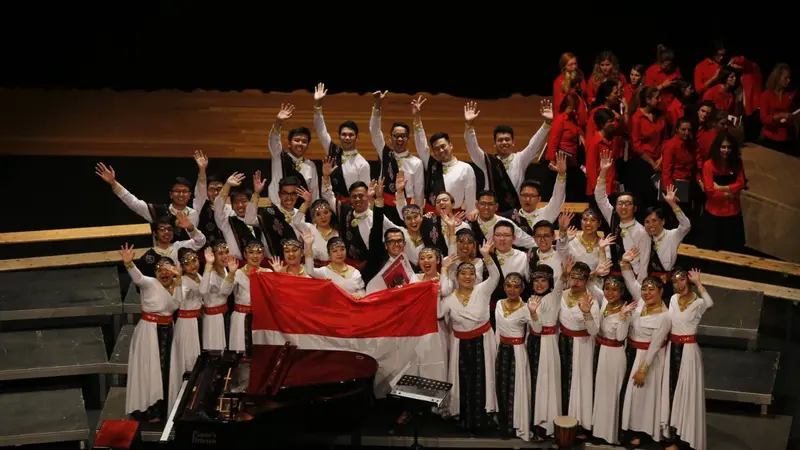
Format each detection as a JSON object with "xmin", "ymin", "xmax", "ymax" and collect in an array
[{"xmin": 93, "ymin": 44, "xmax": 797, "ymax": 450}]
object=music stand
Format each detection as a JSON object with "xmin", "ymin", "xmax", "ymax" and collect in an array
[{"xmin": 388, "ymin": 375, "xmax": 453, "ymax": 449}]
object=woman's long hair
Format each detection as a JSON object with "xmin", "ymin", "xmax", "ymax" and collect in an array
[
  {"xmin": 709, "ymin": 130, "xmax": 743, "ymax": 174},
  {"xmin": 591, "ymin": 51, "xmax": 621, "ymax": 85},
  {"xmin": 766, "ymin": 63, "xmax": 791, "ymax": 93}
]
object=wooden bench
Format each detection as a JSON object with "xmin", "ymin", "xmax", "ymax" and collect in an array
[
  {"xmin": 702, "ymin": 273, "xmax": 800, "ymax": 303},
  {"xmin": 678, "ymin": 244, "xmax": 800, "ymax": 277},
  {"xmin": 0, "ymin": 388, "xmax": 90, "ymax": 447}
]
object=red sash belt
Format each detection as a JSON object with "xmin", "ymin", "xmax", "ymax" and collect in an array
[
  {"xmin": 627, "ymin": 337, "xmax": 667, "ymax": 350},
  {"xmin": 204, "ymin": 304, "xmax": 228, "ymax": 315},
  {"xmin": 335, "ymin": 195, "xmax": 351, "ymax": 206},
  {"xmin": 383, "ymin": 193, "xmax": 398, "ymax": 207},
  {"xmin": 669, "ymin": 333, "xmax": 696, "ymax": 344},
  {"xmin": 596, "ymin": 335, "xmax": 623, "ymax": 347},
  {"xmin": 610, "ymin": 270, "xmax": 623, "ymax": 277},
  {"xmin": 141, "ymin": 312, "xmax": 172, "ymax": 324},
  {"xmin": 234, "ymin": 304, "xmax": 252, "ymax": 314},
  {"xmin": 178, "ymin": 309, "xmax": 201, "ymax": 319},
  {"xmin": 499, "ymin": 335, "xmax": 525, "ymax": 345},
  {"xmin": 453, "ymin": 321, "xmax": 491, "ymax": 340},
  {"xmin": 530, "ymin": 325, "xmax": 558, "ymax": 336},
  {"xmin": 560, "ymin": 324, "xmax": 590, "ymax": 338},
  {"xmin": 313, "ymin": 259, "xmax": 328, "ymax": 268}
]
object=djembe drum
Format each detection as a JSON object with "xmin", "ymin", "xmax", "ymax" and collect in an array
[{"xmin": 553, "ymin": 415, "xmax": 578, "ymax": 448}]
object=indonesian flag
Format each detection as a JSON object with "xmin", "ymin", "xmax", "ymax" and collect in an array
[{"xmin": 251, "ymin": 272, "xmax": 443, "ymax": 396}]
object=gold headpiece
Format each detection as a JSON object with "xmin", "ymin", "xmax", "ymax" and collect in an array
[
  {"xmin": 246, "ymin": 242, "xmax": 264, "ymax": 252},
  {"xmin": 180, "ymin": 252, "xmax": 198, "ymax": 265},
  {"xmin": 642, "ymin": 278, "xmax": 663, "ymax": 289},
  {"xmin": 504, "ymin": 275, "xmax": 524, "ymax": 286},
  {"xmin": 212, "ymin": 242, "xmax": 229, "ymax": 252},
  {"xmin": 604, "ymin": 276, "xmax": 624, "ymax": 289},
  {"xmin": 418, "ymin": 248, "xmax": 440, "ymax": 260},
  {"xmin": 281, "ymin": 238, "xmax": 302, "ymax": 250},
  {"xmin": 456, "ymin": 261, "xmax": 476, "ymax": 273}
]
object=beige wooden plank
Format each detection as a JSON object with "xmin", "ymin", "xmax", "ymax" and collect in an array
[
  {"xmin": 678, "ymin": 244, "xmax": 800, "ymax": 277},
  {"xmin": 0, "ymin": 224, "xmax": 152, "ymax": 245},
  {"xmin": 0, "ymin": 249, "xmax": 148, "ymax": 272},
  {"xmin": 702, "ymin": 273, "xmax": 800, "ymax": 302}
]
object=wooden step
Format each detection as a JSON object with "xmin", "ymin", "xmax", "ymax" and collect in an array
[
  {"xmin": 0, "ymin": 388, "xmax": 90, "ymax": 447},
  {"xmin": 0, "ymin": 327, "xmax": 108, "ymax": 381},
  {"xmin": 703, "ymin": 347, "xmax": 780, "ymax": 408},
  {"xmin": 108, "ymin": 324, "xmax": 134, "ymax": 376},
  {"xmin": 698, "ymin": 285, "xmax": 763, "ymax": 341},
  {"xmin": 0, "ymin": 267, "xmax": 122, "ymax": 320}
]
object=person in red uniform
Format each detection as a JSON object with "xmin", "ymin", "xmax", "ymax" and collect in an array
[
  {"xmin": 547, "ymin": 92, "xmax": 586, "ymax": 201},
  {"xmin": 586, "ymin": 80, "xmax": 626, "ymax": 196},
  {"xmin": 729, "ymin": 56, "xmax": 764, "ymax": 142},
  {"xmin": 759, "ymin": 63, "xmax": 796, "ymax": 156},
  {"xmin": 665, "ymin": 80, "xmax": 696, "ymax": 134},
  {"xmin": 694, "ymin": 40, "xmax": 727, "ymax": 96},
  {"xmin": 661, "ymin": 118, "xmax": 697, "ymax": 219},
  {"xmin": 628, "ymin": 87, "xmax": 667, "ymax": 216},
  {"xmin": 586, "ymin": 108, "xmax": 619, "ymax": 201},
  {"xmin": 554, "ymin": 52, "xmax": 587, "ymax": 115},
  {"xmin": 702, "ymin": 67, "xmax": 745, "ymax": 122},
  {"xmin": 694, "ymin": 101, "xmax": 718, "ymax": 167},
  {"xmin": 587, "ymin": 51, "xmax": 628, "ymax": 105},
  {"xmin": 699, "ymin": 131, "xmax": 747, "ymax": 252},
  {"xmin": 645, "ymin": 45, "xmax": 682, "ymax": 110},
  {"xmin": 624, "ymin": 64, "xmax": 646, "ymax": 118}
]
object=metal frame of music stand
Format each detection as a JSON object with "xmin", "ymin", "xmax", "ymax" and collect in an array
[{"xmin": 387, "ymin": 375, "xmax": 452, "ymax": 449}]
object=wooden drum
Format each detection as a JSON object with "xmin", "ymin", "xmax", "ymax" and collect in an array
[{"xmin": 553, "ymin": 415, "xmax": 578, "ymax": 448}]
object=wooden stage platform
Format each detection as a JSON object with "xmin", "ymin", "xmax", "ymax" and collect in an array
[{"xmin": 0, "ymin": 88, "xmax": 548, "ymax": 160}]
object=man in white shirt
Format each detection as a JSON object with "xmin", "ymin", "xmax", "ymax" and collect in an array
[
  {"xmin": 468, "ymin": 190, "xmax": 537, "ymax": 250},
  {"xmin": 312, "ymin": 83, "xmax": 371, "ymax": 202},
  {"xmin": 370, "ymin": 90, "xmax": 425, "ymax": 226},
  {"xmin": 192, "ymin": 149, "xmax": 233, "ymax": 244},
  {"xmin": 95, "ymin": 162, "xmax": 197, "ymax": 242},
  {"xmin": 463, "ymin": 100, "xmax": 553, "ymax": 213},
  {"xmin": 502, "ymin": 152, "xmax": 568, "ymax": 236},
  {"xmin": 267, "ymin": 103, "xmax": 320, "ymax": 207},
  {"xmin": 411, "ymin": 95, "xmax": 477, "ymax": 213}
]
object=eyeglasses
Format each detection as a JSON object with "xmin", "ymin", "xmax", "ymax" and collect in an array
[
  {"xmin": 157, "ymin": 226, "xmax": 173, "ymax": 232},
  {"xmin": 279, "ymin": 191, "xmax": 299, "ymax": 197},
  {"xmin": 477, "ymin": 201, "xmax": 496, "ymax": 207},
  {"xmin": 494, "ymin": 233, "xmax": 513, "ymax": 238},
  {"xmin": 616, "ymin": 200, "xmax": 633, "ymax": 207},
  {"xmin": 350, "ymin": 193, "xmax": 367, "ymax": 200},
  {"xmin": 534, "ymin": 234, "xmax": 552, "ymax": 240},
  {"xmin": 385, "ymin": 239, "xmax": 405, "ymax": 245},
  {"xmin": 520, "ymin": 193, "xmax": 540, "ymax": 199},
  {"xmin": 172, "ymin": 189, "xmax": 190, "ymax": 195},
  {"xmin": 391, "ymin": 133, "xmax": 409, "ymax": 139}
]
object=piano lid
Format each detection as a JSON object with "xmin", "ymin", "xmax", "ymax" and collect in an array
[{"xmin": 247, "ymin": 344, "xmax": 379, "ymax": 394}]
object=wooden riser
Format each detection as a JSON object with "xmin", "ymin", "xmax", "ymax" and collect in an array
[
  {"xmin": 0, "ymin": 388, "xmax": 90, "ymax": 447},
  {"xmin": 0, "ymin": 327, "xmax": 108, "ymax": 381}
]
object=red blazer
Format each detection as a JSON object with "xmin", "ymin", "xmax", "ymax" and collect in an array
[
  {"xmin": 703, "ymin": 159, "xmax": 746, "ymax": 217},
  {"xmin": 586, "ymin": 72, "xmax": 628, "ymax": 105},
  {"xmin": 695, "ymin": 126, "xmax": 717, "ymax": 172},
  {"xmin": 630, "ymin": 108, "xmax": 667, "ymax": 160},
  {"xmin": 553, "ymin": 72, "xmax": 587, "ymax": 112},
  {"xmin": 661, "ymin": 135, "xmax": 696, "ymax": 188},
  {"xmin": 547, "ymin": 112, "xmax": 582, "ymax": 160},
  {"xmin": 694, "ymin": 58, "xmax": 720, "ymax": 95}
]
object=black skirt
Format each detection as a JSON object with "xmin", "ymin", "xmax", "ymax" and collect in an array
[
  {"xmin": 458, "ymin": 335, "xmax": 489, "ymax": 431},
  {"xmin": 495, "ymin": 343, "xmax": 517, "ymax": 436},
  {"xmin": 526, "ymin": 333, "xmax": 546, "ymax": 437}
]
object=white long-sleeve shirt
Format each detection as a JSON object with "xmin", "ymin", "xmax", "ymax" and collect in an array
[
  {"xmin": 113, "ymin": 183, "xmax": 198, "ymax": 226},
  {"xmin": 267, "ymin": 127, "xmax": 320, "ymax": 205},
  {"xmin": 369, "ymin": 109, "xmax": 425, "ymax": 207},
  {"xmin": 313, "ymin": 108, "xmax": 371, "ymax": 192},
  {"xmin": 464, "ymin": 122, "xmax": 550, "ymax": 192},
  {"xmin": 651, "ymin": 208, "xmax": 691, "ymax": 271},
  {"xmin": 595, "ymin": 177, "xmax": 650, "ymax": 282},
  {"xmin": 413, "ymin": 123, "xmax": 477, "ymax": 211}
]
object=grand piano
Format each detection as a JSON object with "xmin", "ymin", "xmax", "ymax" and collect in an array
[{"xmin": 160, "ymin": 342, "xmax": 379, "ymax": 448}]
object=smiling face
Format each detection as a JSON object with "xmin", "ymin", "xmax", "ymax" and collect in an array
[
  {"xmin": 581, "ymin": 213, "xmax": 599, "ymax": 234},
  {"xmin": 533, "ymin": 226, "xmax": 554, "ymax": 253},
  {"xmin": 328, "ymin": 242, "xmax": 347, "ymax": 264},
  {"xmin": 283, "ymin": 243, "xmax": 303, "ymax": 266},
  {"xmin": 477, "ymin": 195, "xmax": 498, "ymax": 221},
  {"xmin": 155, "ymin": 263, "xmax": 175, "ymax": 287},
  {"xmin": 457, "ymin": 265, "xmax": 476, "ymax": 289},
  {"xmin": 170, "ymin": 183, "xmax": 191, "ymax": 207},
  {"xmin": 641, "ymin": 282, "xmax": 663, "ymax": 305},
  {"xmin": 279, "ymin": 184, "xmax": 298, "ymax": 210},
  {"xmin": 603, "ymin": 282, "xmax": 622, "ymax": 303},
  {"xmin": 288, "ymin": 133, "xmax": 309, "ymax": 158},
  {"xmin": 615, "ymin": 194, "xmax": 635, "ymax": 221},
  {"xmin": 493, "ymin": 133, "xmax": 515, "ymax": 158},
  {"xmin": 403, "ymin": 209, "xmax": 422, "ymax": 232},
  {"xmin": 313, "ymin": 204, "xmax": 332, "ymax": 227},
  {"xmin": 349, "ymin": 186, "xmax": 369, "ymax": 213},
  {"xmin": 672, "ymin": 272, "xmax": 689, "ymax": 294},
  {"xmin": 431, "ymin": 137, "xmax": 453, "ymax": 163},
  {"xmin": 391, "ymin": 126, "xmax": 409, "ymax": 152},
  {"xmin": 231, "ymin": 193, "xmax": 249, "ymax": 217},
  {"xmin": 181, "ymin": 253, "xmax": 200, "ymax": 276},
  {"xmin": 245, "ymin": 245, "xmax": 264, "ymax": 267},
  {"xmin": 435, "ymin": 193, "xmax": 454, "ymax": 214},
  {"xmin": 207, "ymin": 181, "xmax": 224, "ymax": 203},
  {"xmin": 644, "ymin": 211, "xmax": 665, "ymax": 237},
  {"xmin": 153, "ymin": 223, "xmax": 174, "ymax": 245},
  {"xmin": 456, "ymin": 235, "xmax": 475, "ymax": 260},
  {"xmin": 384, "ymin": 231, "xmax": 405, "ymax": 258},
  {"xmin": 504, "ymin": 278, "xmax": 523, "ymax": 300},
  {"xmin": 533, "ymin": 277, "xmax": 550, "ymax": 295},
  {"xmin": 339, "ymin": 127, "xmax": 357, "ymax": 151},
  {"xmin": 418, "ymin": 251, "xmax": 439, "ymax": 275},
  {"xmin": 519, "ymin": 186, "xmax": 541, "ymax": 212}
]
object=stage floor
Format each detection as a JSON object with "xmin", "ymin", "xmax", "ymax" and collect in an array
[{"xmin": 0, "ymin": 88, "xmax": 547, "ymax": 161}]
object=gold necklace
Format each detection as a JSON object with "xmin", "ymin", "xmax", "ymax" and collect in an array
[
  {"xmin": 317, "ymin": 227, "xmax": 334, "ymax": 240},
  {"xmin": 579, "ymin": 233, "xmax": 599, "ymax": 253},
  {"xmin": 422, "ymin": 274, "xmax": 439, "ymax": 282},
  {"xmin": 641, "ymin": 302, "xmax": 664, "ymax": 317},
  {"xmin": 287, "ymin": 265, "xmax": 306, "ymax": 276},
  {"xmin": 502, "ymin": 299, "xmax": 524, "ymax": 317},
  {"xmin": 328, "ymin": 263, "xmax": 349, "ymax": 277},
  {"xmin": 678, "ymin": 292, "xmax": 697, "ymax": 312},
  {"xmin": 603, "ymin": 301, "xmax": 623, "ymax": 317},
  {"xmin": 566, "ymin": 290, "xmax": 586, "ymax": 308},
  {"xmin": 456, "ymin": 289, "xmax": 472, "ymax": 306}
]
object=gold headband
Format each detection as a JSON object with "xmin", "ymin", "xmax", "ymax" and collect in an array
[
  {"xmin": 212, "ymin": 242, "xmax": 229, "ymax": 252},
  {"xmin": 505, "ymin": 278, "xmax": 523, "ymax": 286},
  {"xmin": 246, "ymin": 242, "xmax": 264, "ymax": 251},
  {"xmin": 419, "ymin": 248, "xmax": 439, "ymax": 260},
  {"xmin": 643, "ymin": 279, "xmax": 662, "ymax": 289},
  {"xmin": 156, "ymin": 259, "xmax": 172, "ymax": 270},
  {"xmin": 180, "ymin": 253, "xmax": 198, "ymax": 264},
  {"xmin": 282, "ymin": 239, "xmax": 302, "ymax": 250}
]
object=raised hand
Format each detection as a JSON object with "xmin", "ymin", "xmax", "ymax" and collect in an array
[
  {"xmin": 395, "ymin": 170, "xmax": 406, "ymax": 193},
  {"xmin": 297, "ymin": 187, "xmax": 312, "ymax": 204},
  {"xmin": 599, "ymin": 150, "xmax": 613, "ymax": 171},
  {"xmin": 226, "ymin": 258, "xmax": 239, "ymax": 274},
  {"xmin": 372, "ymin": 90, "xmax": 388, "ymax": 106},
  {"xmin": 558, "ymin": 209, "xmax": 575, "ymax": 231},
  {"xmin": 375, "ymin": 176, "xmax": 385, "ymax": 198},
  {"xmin": 622, "ymin": 247, "xmax": 639, "ymax": 263},
  {"xmin": 621, "ymin": 300, "xmax": 638, "ymax": 317},
  {"xmin": 464, "ymin": 101, "xmax": 480, "ymax": 125},
  {"xmin": 119, "ymin": 243, "xmax": 135, "ymax": 265},
  {"xmin": 466, "ymin": 208, "xmax": 479, "ymax": 222},
  {"xmin": 480, "ymin": 240, "xmax": 495, "ymax": 258},
  {"xmin": 598, "ymin": 234, "xmax": 616, "ymax": 249},
  {"xmin": 688, "ymin": 268, "xmax": 702, "ymax": 285},
  {"xmin": 313, "ymin": 82, "xmax": 327, "ymax": 104},
  {"xmin": 301, "ymin": 228, "xmax": 315, "ymax": 248},
  {"xmin": 193, "ymin": 149, "xmax": 208, "ymax": 170},
  {"xmin": 277, "ymin": 103, "xmax": 295, "ymax": 121},
  {"xmin": 555, "ymin": 151, "xmax": 568, "ymax": 174},
  {"xmin": 441, "ymin": 256, "xmax": 453, "ymax": 272},
  {"xmin": 411, "ymin": 95, "xmax": 426, "ymax": 116},
  {"xmin": 561, "ymin": 255, "xmax": 576, "ymax": 278},
  {"xmin": 175, "ymin": 210, "xmax": 192, "ymax": 229},
  {"xmin": 367, "ymin": 179, "xmax": 376, "ymax": 200},
  {"xmin": 226, "ymin": 172, "xmax": 245, "ymax": 187},
  {"xmin": 528, "ymin": 295, "xmax": 542, "ymax": 314},
  {"xmin": 540, "ymin": 99, "xmax": 553, "ymax": 121},
  {"xmin": 95, "ymin": 162, "xmax": 116, "ymax": 185},
  {"xmin": 204, "ymin": 247, "xmax": 215, "ymax": 265},
  {"xmin": 567, "ymin": 226, "xmax": 578, "ymax": 240},
  {"xmin": 253, "ymin": 170, "xmax": 266, "ymax": 194},
  {"xmin": 594, "ymin": 259, "xmax": 612, "ymax": 277},
  {"xmin": 322, "ymin": 157, "xmax": 337, "ymax": 178},
  {"xmin": 664, "ymin": 184, "xmax": 678, "ymax": 204},
  {"xmin": 270, "ymin": 256, "xmax": 285, "ymax": 273},
  {"xmin": 579, "ymin": 295, "xmax": 595, "ymax": 313}
]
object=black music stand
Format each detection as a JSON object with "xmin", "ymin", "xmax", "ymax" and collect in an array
[{"xmin": 388, "ymin": 375, "xmax": 453, "ymax": 449}]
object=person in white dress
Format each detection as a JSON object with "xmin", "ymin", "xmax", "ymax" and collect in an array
[
  {"xmin": 269, "ymin": 238, "xmax": 312, "ymax": 278},
  {"xmin": 528, "ymin": 263, "xmax": 568, "ymax": 439},
  {"xmin": 227, "ymin": 240, "xmax": 271, "ymax": 355},
  {"xmin": 411, "ymin": 247, "xmax": 454, "ymax": 383},
  {"xmin": 558, "ymin": 261, "xmax": 601, "ymax": 440},
  {"xmin": 494, "ymin": 273, "xmax": 533, "ymax": 441},
  {"xmin": 445, "ymin": 228, "xmax": 485, "ymax": 286},
  {"xmin": 120, "ymin": 243, "xmax": 181, "ymax": 422},
  {"xmin": 642, "ymin": 185, "xmax": 692, "ymax": 301},
  {"xmin": 565, "ymin": 209, "xmax": 614, "ymax": 271},
  {"xmin": 298, "ymin": 198, "xmax": 340, "ymax": 267},
  {"xmin": 617, "ymin": 250, "xmax": 672, "ymax": 449},
  {"xmin": 312, "ymin": 83, "xmax": 371, "ymax": 204},
  {"xmin": 302, "ymin": 233, "xmax": 366, "ymax": 298},
  {"xmin": 441, "ymin": 241, "xmax": 500, "ymax": 432},
  {"xmin": 589, "ymin": 274, "xmax": 637, "ymax": 445},
  {"xmin": 168, "ymin": 248, "xmax": 204, "ymax": 412},
  {"xmin": 199, "ymin": 243, "xmax": 235, "ymax": 350},
  {"xmin": 662, "ymin": 267, "xmax": 712, "ymax": 450}
]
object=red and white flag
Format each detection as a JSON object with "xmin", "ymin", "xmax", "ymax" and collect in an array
[{"xmin": 251, "ymin": 272, "xmax": 443, "ymax": 396}]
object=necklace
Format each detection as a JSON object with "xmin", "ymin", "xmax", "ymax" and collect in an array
[
  {"xmin": 409, "ymin": 232, "xmax": 423, "ymax": 247},
  {"xmin": 502, "ymin": 299, "xmax": 524, "ymax": 317},
  {"xmin": 328, "ymin": 263, "xmax": 349, "ymax": 277},
  {"xmin": 566, "ymin": 290, "xmax": 586, "ymax": 308},
  {"xmin": 603, "ymin": 301, "xmax": 623, "ymax": 317},
  {"xmin": 422, "ymin": 274, "xmax": 440, "ymax": 282},
  {"xmin": 620, "ymin": 221, "xmax": 636, "ymax": 238},
  {"xmin": 579, "ymin": 233, "xmax": 599, "ymax": 253},
  {"xmin": 678, "ymin": 292, "xmax": 697, "ymax": 312},
  {"xmin": 317, "ymin": 226, "xmax": 334, "ymax": 240},
  {"xmin": 287, "ymin": 265, "xmax": 306, "ymax": 276},
  {"xmin": 641, "ymin": 302, "xmax": 664, "ymax": 317},
  {"xmin": 455, "ymin": 289, "xmax": 472, "ymax": 306}
]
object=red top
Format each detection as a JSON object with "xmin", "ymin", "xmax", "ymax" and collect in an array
[
  {"xmin": 694, "ymin": 58, "xmax": 720, "ymax": 95},
  {"xmin": 586, "ymin": 72, "xmax": 628, "ymax": 105},
  {"xmin": 630, "ymin": 108, "xmax": 667, "ymax": 160},
  {"xmin": 666, "ymin": 98, "xmax": 685, "ymax": 131},
  {"xmin": 586, "ymin": 134, "xmax": 615, "ymax": 195},
  {"xmin": 735, "ymin": 57, "xmax": 763, "ymax": 115},
  {"xmin": 702, "ymin": 159, "xmax": 746, "ymax": 217},
  {"xmin": 645, "ymin": 64, "xmax": 682, "ymax": 109},
  {"xmin": 661, "ymin": 135, "xmax": 697, "ymax": 188},
  {"xmin": 759, "ymin": 90, "xmax": 796, "ymax": 142},
  {"xmin": 702, "ymin": 85, "xmax": 735, "ymax": 114},
  {"xmin": 695, "ymin": 126, "xmax": 717, "ymax": 170},
  {"xmin": 623, "ymin": 83, "xmax": 639, "ymax": 107},
  {"xmin": 547, "ymin": 112, "xmax": 582, "ymax": 160},
  {"xmin": 553, "ymin": 73, "xmax": 587, "ymax": 113}
]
